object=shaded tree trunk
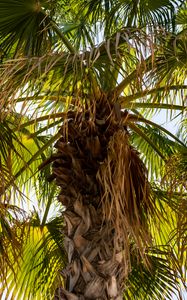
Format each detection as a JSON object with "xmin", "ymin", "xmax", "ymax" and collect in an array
[{"xmin": 52, "ymin": 96, "xmax": 153, "ymax": 299}]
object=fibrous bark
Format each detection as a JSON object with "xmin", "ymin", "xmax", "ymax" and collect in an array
[{"xmin": 51, "ymin": 97, "xmax": 154, "ymax": 299}]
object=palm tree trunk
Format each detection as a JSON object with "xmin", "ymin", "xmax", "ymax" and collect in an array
[{"xmin": 52, "ymin": 97, "xmax": 153, "ymax": 299}]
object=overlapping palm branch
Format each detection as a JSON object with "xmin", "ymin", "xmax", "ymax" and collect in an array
[{"xmin": 0, "ymin": 0, "xmax": 187, "ymax": 299}]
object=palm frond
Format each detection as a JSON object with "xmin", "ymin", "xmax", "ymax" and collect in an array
[
  {"xmin": 130, "ymin": 123, "xmax": 180, "ymax": 180},
  {"xmin": 124, "ymin": 248, "xmax": 182, "ymax": 300},
  {"xmin": 0, "ymin": 203, "xmax": 26, "ymax": 282},
  {"xmin": 1, "ymin": 216, "xmax": 66, "ymax": 300},
  {"xmin": 0, "ymin": 0, "xmax": 53, "ymax": 57},
  {"xmin": 75, "ymin": 0, "xmax": 182, "ymax": 36},
  {"xmin": 151, "ymin": 185, "xmax": 187, "ymax": 289},
  {"xmin": 150, "ymin": 33, "xmax": 187, "ymax": 87}
]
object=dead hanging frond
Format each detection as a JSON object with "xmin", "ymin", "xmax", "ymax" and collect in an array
[{"xmin": 96, "ymin": 129, "xmax": 155, "ymax": 274}]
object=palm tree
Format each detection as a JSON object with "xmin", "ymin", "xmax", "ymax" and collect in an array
[{"xmin": 0, "ymin": 0, "xmax": 187, "ymax": 299}]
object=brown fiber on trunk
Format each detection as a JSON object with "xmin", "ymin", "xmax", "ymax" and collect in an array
[{"xmin": 51, "ymin": 96, "xmax": 154, "ymax": 299}]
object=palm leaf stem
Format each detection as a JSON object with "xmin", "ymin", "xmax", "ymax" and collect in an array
[
  {"xmin": 15, "ymin": 95, "xmax": 73, "ymax": 103},
  {"xmin": 50, "ymin": 20, "xmax": 76, "ymax": 54},
  {"xmin": 112, "ymin": 52, "xmax": 169, "ymax": 97},
  {"xmin": 29, "ymin": 119, "xmax": 62, "ymax": 138},
  {"xmin": 41, "ymin": 184, "xmax": 56, "ymax": 226},
  {"xmin": 119, "ymin": 85, "xmax": 187, "ymax": 103},
  {"xmin": 18, "ymin": 113, "xmax": 66, "ymax": 129},
  {"xmin": 112, "ymin": 69, "xmax": 137, "ymax": 97},
  {"xmin": 112, "ymin": 55, "xmax": 152, "ymax": 97},
  {"xmin": 121, "ymin": 102, "xmax": 186, "ymax": 111},
  {"xmin": 1, "ymin": 132, "xmax": 61, "ymax": 194},
  {"xmin": 129, "ymin": 123, "xmax": 166, "ymax": 160},
  {"xmin": 137, "ymin": 118, "xmax": 186, "ymax": 147}
]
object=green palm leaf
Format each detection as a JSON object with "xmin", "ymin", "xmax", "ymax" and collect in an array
[
  {"xmin": 1, "ymin": 218, "xmax": 65, "ymax": 300},
  {"xmin": 0, "ymin": 0, "xmax": 54, "ymax": 57},
  {"xmin": 124, "ymin": 249, "xmax": 182, "ymax": 300}
]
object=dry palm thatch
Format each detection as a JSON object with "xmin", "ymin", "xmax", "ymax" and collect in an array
[
  {"xmin": 96, "ymin": 129, "xmax": 154, "ymax": 267},
  {"xmin": 47, "ymin": 95, "xmax": 156, "ymax": 299}
]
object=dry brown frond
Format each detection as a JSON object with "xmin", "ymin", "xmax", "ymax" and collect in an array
[{"xmin": 97, "ymin": 129, "xmax": 154, "ymax": 274}]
